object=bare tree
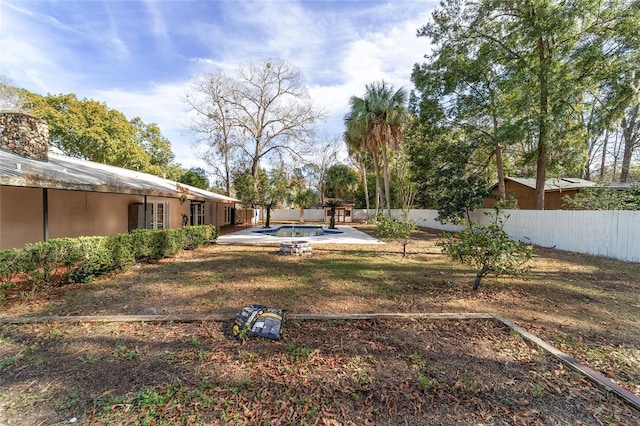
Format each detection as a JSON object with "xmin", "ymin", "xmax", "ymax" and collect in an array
[
  {"xmin": 185, "ymin": 72, "xmax": 240, "ymax": 195},
  {"xmin": 186, "ymin": 59, "xmax": 324, "ymax": 198},
  {"xmin": 304, "ymin": 136, "xmax": 340, "ymax": 205}
]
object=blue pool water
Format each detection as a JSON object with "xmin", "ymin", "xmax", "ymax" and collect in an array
[{"xmin": 252, "ymin": 225, "xmax": 343, "ymax": 238}]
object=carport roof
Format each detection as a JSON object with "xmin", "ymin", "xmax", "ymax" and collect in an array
[{"xmin": 0, "ymin": 148, "xmax": 239, "ymax": 203}]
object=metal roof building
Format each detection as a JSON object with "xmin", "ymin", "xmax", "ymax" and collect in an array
[{"xmin": 1, "ymin": 148, "xmax": 238, "ymax": 203}]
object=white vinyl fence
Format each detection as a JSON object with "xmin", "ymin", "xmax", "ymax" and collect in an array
[
  {"xmin": 271, "ymin": 208, "xmax": 640, "ymax": 263},
  {"xmin": 271, "ymin": 209, "xmax": 326, "ymax": 222}
]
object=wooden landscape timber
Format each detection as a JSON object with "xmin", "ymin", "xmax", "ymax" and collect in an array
[
  {"xmin": 0, "ymin": 312, "xmax": 495, "ymax": 324},
  {"xmin": 492, "ymin": 314, "xmax": 640, "ymax": 412}
]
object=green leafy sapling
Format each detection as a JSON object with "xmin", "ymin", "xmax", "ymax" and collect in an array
[
  {"xmin": 375, "ymin": 214, "xmax": 417, "ymax": 257},
  {"xmin": 436, "ymin": 207, "xmax": 534, "ymax": 290}
]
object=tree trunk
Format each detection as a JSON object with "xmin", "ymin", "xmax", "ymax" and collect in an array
[
  {"xmin": 599, "ymin": 128, "xmax": 609, "ymax": 180},
  {"xmin": 535, "ymin": 140, "xmax": 548, "ymax": 211},
  {"xmin": 534, "ymin": 36, "xmax": 549, "ymax": 211},
  {"xmin": 329, "ymin": 207, "xmax": 336, "ymax": 229},
  {"xmin": 299, "ymin": 207, "xmax": 305, "ymax": 224},
  {"xmin": 472, "ymin": 272, "xmax": 483, "ymax": 291},
  {"xmin": 224, "ymin": 148, "xmax": 231, "ymax": 196},
  {"xmin": 361, "ymin": 161, "xmax": 370, "ymax": 220},
  {"xmin": 372, "ymin": 152, "xmax": 381, "ymax": 216},
  {"xmin": 251, "ymin": 156, "xmax": 260, "ymax": 202},
  {"xmin": 620, "ymin": 104, "xmax": 639, "ymax": 183},
  {"xmin": 492, "ymin": 104, "xmax": 506, "ymax": 201},
  {"xmin": 264, "ymin": 205, "xmax": 272, "ymax": 228},
  {"xmin": 472, "ymin": 267, "xmax": 490, "ymax": 291},
  {"xmin": 382, "ymin": 145, "xmax": 392, "ymax": 216},
  {"xmin": 495, "ymin": 143, "xmax": 506, "ymax": 201},
  {"xmin": 620, "ymin": 144, "xmax": 633, "ymax": 183}
]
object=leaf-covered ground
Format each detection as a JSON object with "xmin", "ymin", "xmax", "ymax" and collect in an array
[
  {"xmin": 1, "ymin": 319, "xmax": 638, "ymax": 425},
  {"xmin": 1, "ymin": 225, "xmax": 639, "ymax": 424}
]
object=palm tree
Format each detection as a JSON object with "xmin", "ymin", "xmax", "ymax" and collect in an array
[
  {"xmin": 324, "ymin": 164, "xmax": 358, "ymax": 201},
  {"xmin": 345, "ymin": 98, "xmax": 382, "ymax": 216},
  {"xmin": 324, "ymin": 199, "xmax": 342, "ymax": 229},
  {"xmin": 352, "ymin": 151, "xmax": 371, "ymax": 220},
  {"xmin": 345, "ymin": 124, "xmax": 372, "ymax": 218},
  {"xmin": 291, "ymin": 187, "xmax": 317, "ymax": 223},
  {"xmin": 344, "ymin": 81, "xmax": 407, "ymax": 216}
]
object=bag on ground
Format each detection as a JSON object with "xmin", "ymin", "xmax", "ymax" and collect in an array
[{"xmin": 232, "ymin": 304, "xmax": 286, "ymax": 341}]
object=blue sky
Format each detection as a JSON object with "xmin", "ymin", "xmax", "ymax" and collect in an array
[{"xmin": 1, "ymin": 0, "xmax": 436, "ymax": 169}]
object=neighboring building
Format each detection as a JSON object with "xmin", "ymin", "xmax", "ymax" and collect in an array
[
  {"xmin": 324, "ymin": 199, "xmax": 354, "ymax": 223},
  {"xmin": 609, "ymin": 182, "xmax": 638, "ymax": 191},
  {"xmin": 0, "ymin": 112, "xmax": 241, "ymax": 249},
  {"xmin": 485, "ymin": 177, "xmax": 597, "ymax": 210}
]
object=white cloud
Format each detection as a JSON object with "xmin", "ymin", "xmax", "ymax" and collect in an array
[
  {"xmin": 307, "ymin": 4, "xmax": 435, "ymax": 139},
  {"xmin": 1, "ymin": 0, "xmax": 437, "ymax": 169},
  {"xmin": 1, "ymin": 2, "xmax": 83, "ymax": 93},
  {"xmin": 141, "ymin": 0, "xmax": 174, "ymax": 57},
  {"xmin": 91, "ymin": 81, "xmax": 201, "ymax": 167}
]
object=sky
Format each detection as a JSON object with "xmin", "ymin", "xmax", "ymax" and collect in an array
[{"xmin": 1, "ymin": 0, "xmax": 437, "ymax": 170}]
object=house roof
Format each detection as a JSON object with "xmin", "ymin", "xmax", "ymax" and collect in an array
[
  {"xmin": 496, "ymin": 177, "xmax": 597, "ymax": 192},
  {"xmin": 0, "ymin": 148, "xmax": 239, "ymax": 203},
  {"xmin": 609, "ymin": 182, "xmax": 639, "ymax": 190}
]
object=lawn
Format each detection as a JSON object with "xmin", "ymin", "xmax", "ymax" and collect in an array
[{"xmin": 0, "ymin": 225, "xmax": 638, "ymax": 425}]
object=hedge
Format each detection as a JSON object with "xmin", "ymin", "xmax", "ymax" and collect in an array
[{"xmin": 0, "ymin": 225, "xmax": 218, "ymax": 298}]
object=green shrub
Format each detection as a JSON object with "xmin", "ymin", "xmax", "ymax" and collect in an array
[
  {"xmin": 125, "ymin": 226, "xmax": 217, "ymax": 261},
  {"xmin": 106, "ymin": 233, "xmax": 136, "ymax": 270},
  {"xmin": 563, "ymin": 183, "xmax": 640, "ymax": 210},
  {"xmin": 0, "ymin": 249, "xmax": 26, "ymax": 285},
  {"xmin": 183, "ymin": 225, "xmax": 217, "ymax": 249},
  {"xmin": 0, "ymin": 225, "xmax": 219, "ymax": 296},
  {"xmin": 375, "ymin": 214, "xmax": 417, "ymax": 256},
  {"xmin": 205, "ymin": 224, "xmax": 219, "ymax": 242},
  {"xmin": 0, "ymin": 249, "xmax": 31, "ymax": 299},
  {"xmin": 126, "ymin": 232, "xmax": 147, "ymax": 261},
  {"xmin": 128, "ymin": 229, "xmax": 158, "ymax": 261},
  {"xmin": 66, "ymin": 237, "xmax": 114, "ymax": 283},
  {"xmin": 436, "ymin": 207, "xmax": 534, "ymax": 290},
  {"xmin": 23, "ymin": 239, "xmax": 70, "ymax": 285},
  {"xmin": 157, "ymin": 228, "xmax": 188, "ymax": 258}
]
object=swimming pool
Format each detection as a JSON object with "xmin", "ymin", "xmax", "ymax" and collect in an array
[{"xmin": 251, "ymin": 225, "xmax": 343, "ymax": 238}]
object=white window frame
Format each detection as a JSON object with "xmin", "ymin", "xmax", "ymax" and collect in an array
[
  {"xmin": 192, "ymin": 202, "xmax": 205, "ymax": 225},
  {"xmin": 149, "ymin": 201, "xmax": 169, "ymax": 229}
]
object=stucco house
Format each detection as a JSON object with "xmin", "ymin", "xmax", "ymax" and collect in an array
[
  {"xmin": 0, "ymin": 112, "xmax": 242, "ymax": 249},
  {"xmin": 485, "ymin": 177, "xmax": 597, "ymax": 210}
]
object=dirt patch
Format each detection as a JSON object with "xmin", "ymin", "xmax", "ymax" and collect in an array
[
  {"xmin": 1, "ymin": 319, "xmax": 637, "ymax": 425},
  {"xmin": 1, "ymin": 225, "xmax": 639, "ymax": 424}
]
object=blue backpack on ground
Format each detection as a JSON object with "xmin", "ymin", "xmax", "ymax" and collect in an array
[{"xmin": 232, "ymin": 304, "xmax": 286, "ymax": 341}]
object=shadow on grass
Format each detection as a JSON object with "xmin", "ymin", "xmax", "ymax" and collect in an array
[{"xmin": 2, "ymin": 319, "xmax": 636, "ymax": 425}]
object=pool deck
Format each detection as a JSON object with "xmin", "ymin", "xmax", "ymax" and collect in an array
[{"xmin": 217, "ymin": 224, "xmax": 385, "ymax": 245}]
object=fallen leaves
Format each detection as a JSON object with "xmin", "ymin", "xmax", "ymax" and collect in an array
[{"xmin": 2, "ymin": 319, "xmax": 639, "ymax": 425}]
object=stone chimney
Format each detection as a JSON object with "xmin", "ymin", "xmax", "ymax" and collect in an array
[{"xmin": 0, "ymin": 112, "xmax": 49, "ymax": 161}]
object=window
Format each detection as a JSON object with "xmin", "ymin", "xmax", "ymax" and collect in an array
[
  {"xmin": 224, "ymin": 205, "xmax": 232, "ymax": 224},
  {"xmin": 191, "ymin": 202, "xmax": 205, "ymax": 225},
  {"xmin": 149, "ymin": 201, "xmax": 169, "ymax": 229}
]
